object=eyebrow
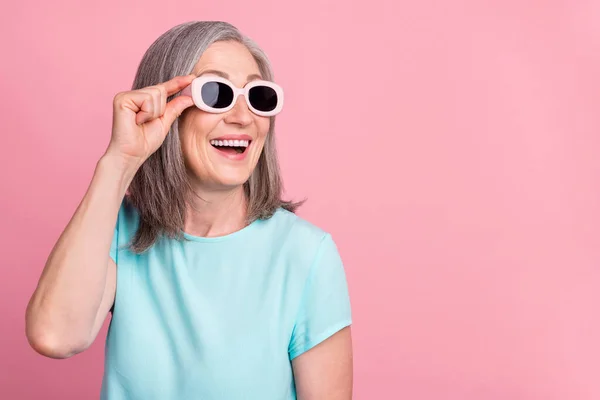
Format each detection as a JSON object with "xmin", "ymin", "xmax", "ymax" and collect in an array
[{"xmin": 198, "ymin": 69, "xmax": 263, "ymax": 81}]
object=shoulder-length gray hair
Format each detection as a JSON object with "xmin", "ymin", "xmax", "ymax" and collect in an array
[{"xmin": 126, "ymin": 21, "xmax": 302, "ymax": 254}]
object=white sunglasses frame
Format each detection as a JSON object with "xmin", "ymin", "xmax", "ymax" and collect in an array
[{"xmin": 180, "ymin": 76, "xmax": 284, "ymax": 117}]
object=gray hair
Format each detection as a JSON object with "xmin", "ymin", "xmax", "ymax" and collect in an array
[{"xmin": 126, "ymin": 21, "xmax": 302, "ymax": 254}]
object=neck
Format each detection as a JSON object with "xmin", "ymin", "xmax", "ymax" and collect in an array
[{"xmin": 184, "ymin": 184, "xmax": 248, "ymax": 238}]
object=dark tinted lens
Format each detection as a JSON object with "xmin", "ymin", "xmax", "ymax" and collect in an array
[
  {"xmin": 248, "ymin": 86, "xmax": 278, "ymax": 112},
  {"xmin": 201, "ymin": 81, "xmax": 233, "ymax": 109}
]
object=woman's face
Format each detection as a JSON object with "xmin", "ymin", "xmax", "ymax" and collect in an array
[{"xmin": 178, "ymin": 40, "xmax": 270, "ymax": 190}]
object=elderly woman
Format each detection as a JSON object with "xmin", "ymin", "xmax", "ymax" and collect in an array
[{"xmin": 25, "ymin": 21, "xmax": 352, "ymax": 399}]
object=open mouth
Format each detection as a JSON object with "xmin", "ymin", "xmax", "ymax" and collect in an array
[{"xmin": 209, "ymin": 139, "xmax": 251, "ymax": 155}]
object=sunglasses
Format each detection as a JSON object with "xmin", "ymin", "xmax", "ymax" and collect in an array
[{"xmin": 180, "ymin": 76, "xmax": 284, "ymax": 117}]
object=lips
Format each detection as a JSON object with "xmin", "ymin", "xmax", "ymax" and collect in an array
[
  {"xmin": 209, "ymin": 137, "xmax": 252, "ymax": 161},
  {"xmin": 210, "ymin": 139, "xmax": 250, "ymax": 153}
]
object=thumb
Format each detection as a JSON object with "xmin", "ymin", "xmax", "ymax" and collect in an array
[{"xmin": 162, "ymin": 95, "xmax": 195, "ymax": 128}]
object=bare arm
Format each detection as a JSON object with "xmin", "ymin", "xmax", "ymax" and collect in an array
[
  {"xmin": 25, "ymin": 74, "xmax": 196, "ymax": 359},
  {"xmin": 25, "ymin": 155, "xmax": 136, "ymax": 358},
  {"xmin": 292, "ymin": 327, "xmax": 353, "ymax": 400}
]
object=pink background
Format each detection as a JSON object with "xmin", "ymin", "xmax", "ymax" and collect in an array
[{"xmin": 1, "ymin": 0, "xmax": 599, "ymax": 398}]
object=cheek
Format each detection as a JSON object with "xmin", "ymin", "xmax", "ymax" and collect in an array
[
  {"xmin": 249, "ymin": 120, "xmax": 270, "ymax": 159},
  {"xmin": 180, "ymin": 113, "xmax": 222, "ymax": 155},
  {"xmin": 254, "ymin": 118, "xmax": 271, "ymax": 143}
]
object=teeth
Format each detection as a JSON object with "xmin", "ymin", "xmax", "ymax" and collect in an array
[{"xmin": 210, "ymin": 139, "xmax": 250, "ymax": 147}]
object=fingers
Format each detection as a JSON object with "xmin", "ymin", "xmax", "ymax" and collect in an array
[
  {"xmin": 153, "ymin": 75, "xmax": 197, "ymax": 127},
  {"xmin": 161, "ymin": 95, "xmax": 195, "ymax": 128},
  {"xmin": 137, "ymin": 75, "xmax": 196, "ymax": 125},
  {"xmin": 134, "ymin": 88, "xmax": 161, "ymax": 125},
  {"xmin": 159, "ymin": 74, "xmax": 197, "ymax": 97},
  {"xmin": 113, "ymin": 74, "xmax": 197, "ymax": 126}
]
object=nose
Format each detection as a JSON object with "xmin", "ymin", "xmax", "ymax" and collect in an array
[{"xmin": 224, "ymin": 95, "xmax": 253, "ymax": 126}]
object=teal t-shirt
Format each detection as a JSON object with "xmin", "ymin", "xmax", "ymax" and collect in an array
[{"xmin": 100, "ymin": 199, "xmax": 352, "ymax": 399}]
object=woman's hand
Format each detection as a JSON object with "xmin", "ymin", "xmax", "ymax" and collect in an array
[{"xmin": 105, "ymin": 74, "xmax": 196, "ymax": 168}]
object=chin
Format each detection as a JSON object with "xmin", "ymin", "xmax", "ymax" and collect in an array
[{"xmin": 210, "ymin": 170, "xmax": 252, "ymax": 189}]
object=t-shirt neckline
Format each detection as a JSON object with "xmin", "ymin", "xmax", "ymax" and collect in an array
[{"xmin": 182, "ymin": 217, "xmax": 262, "ymax": 243}]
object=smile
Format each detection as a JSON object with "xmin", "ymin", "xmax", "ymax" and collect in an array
[
  {"xmin": 209, "ymin": 138, "xmax": 252, "ymax": 160},
  {"xmin": 210, "ymin": 139, "xmax": 250, "ymax": 153}
]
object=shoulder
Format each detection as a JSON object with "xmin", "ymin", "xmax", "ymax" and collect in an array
[
  {"xmin": 115, "ymin": 196, "xmax": 140, "ymax": 239},
  {"xmin": 265, "ymin": 207, "xmax": 329, "ymax": 243},
  {"xmin": 260, "ymin": 208, "xmax": 336, "ymax": 268}
]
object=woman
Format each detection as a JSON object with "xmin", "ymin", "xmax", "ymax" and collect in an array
[{"xmin": 25, "ymin": 21, "xmax": 352, "ymax": 399}]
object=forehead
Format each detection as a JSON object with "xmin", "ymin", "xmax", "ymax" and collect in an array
[{"xmin": 192, "ymin": 41, "xmax": 261, "ymax": 82}]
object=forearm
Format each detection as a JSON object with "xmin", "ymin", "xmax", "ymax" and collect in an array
[{"xmin": 25, "ymin": 154, "xmax": 136, "ymax": 356}]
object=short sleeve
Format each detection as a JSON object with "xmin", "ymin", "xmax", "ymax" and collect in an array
[
  {"xmin": 109, "ymin": 203, "xmax": 121, "ymax": 264},
  {"xmin": 288, "ymin": 234, "xmax": 352, "ymax": 360}
]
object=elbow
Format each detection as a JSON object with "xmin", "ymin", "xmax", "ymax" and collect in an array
[
  {"xmin": 26, "ymin": 329, "xmax": 86, "ymax": 359},
  {"xmin": 25, "ymin": 307, "xmax": 89, "ymax": 359}
]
